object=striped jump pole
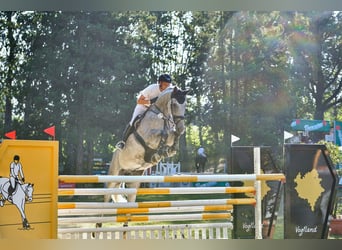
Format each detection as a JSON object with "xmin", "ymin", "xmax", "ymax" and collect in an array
[
  {"xmin": 57, "ymin": 173, "xmax": 285, "ymax": 239},
  {"xmin": 58, "ymin": 186, "xmax": 256, "ymax": 196},
  {"xmin": 58, "ymin": 198, "xmax": 256, "ymax": 209},
  {"xmin": 58, "ymin": 204, "xmax": 233, "ymax": 216},
  {"xmin": 58, "ymin": 173, "xmax": 285, "ymax": 183},
  {"xmin": 58, "ymin": 212, "xmax": 232, "ymax": 224}
]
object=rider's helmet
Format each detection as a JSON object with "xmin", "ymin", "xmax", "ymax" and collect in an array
[
  {"xmin": 158, "ymin": 74, "xmax": 172, "ymax": 83},
  {"xmin": 14, "ymin": 155, "xmax": 20, "ymax": 161}
]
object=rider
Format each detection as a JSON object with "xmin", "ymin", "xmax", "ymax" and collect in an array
[
  {"xmin": 197, "ymin": 146, "xmax": 207, "ymax": 158},
  {"xmin": 8, "ymin": 155, "xmax": 25, "ymax": 202},
  {"xmin": 116, "ymin": 74, "xmax": 173, "ymax": 149},
  {"xmin": 195, "ymin": 146, "xmax": 207, "ymax": 173}
]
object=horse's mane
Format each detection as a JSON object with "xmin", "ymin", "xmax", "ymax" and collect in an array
[
  {"xmin": 154, "ymin": 86, "xmax": 175, "ymax": 106},
  {"xmin": 160, "ymin": 86, "xmax": 175, "ymax": 97}
]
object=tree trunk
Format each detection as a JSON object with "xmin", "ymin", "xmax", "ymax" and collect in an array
[
  {"xmin": 3, "ymin": 11, "xmax": 16, "ymax": 133},
  {"xmin": 75, "ymin": 130, "xmax": 84, "ymax": 175}
]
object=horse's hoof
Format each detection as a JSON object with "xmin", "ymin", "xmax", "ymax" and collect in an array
[
  {"xmin": 151, "ymin": 153, "xmax": 161, "ymax": 163},
  {"xmin": 0, "ymin": 200, "xmax": 3, "ymax": 207},
  {"xmin": 117, "ymin": 195, "xmax": 127, "ymax": 203},
  {"xmin": 168, "ymin": 149, "xmax": 177, "ymax": 156}
]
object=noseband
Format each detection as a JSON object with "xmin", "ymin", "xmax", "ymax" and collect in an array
[{"xmin": 153, "ymin": 99, "xmax": 185, "ymax": 133}]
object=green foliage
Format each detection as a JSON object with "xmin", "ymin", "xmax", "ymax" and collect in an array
[
  {"xmin": 1, "ymin": 11, "xmax": 342, "ymax": 174},
  {"xmin": 317, "ymin": 140, "xmax": 342, "ymax": 167}
]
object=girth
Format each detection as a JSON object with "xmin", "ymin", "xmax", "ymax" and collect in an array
[{"xmin": 133, "ymin": 120, "xmax": 169, "ymax": 163}]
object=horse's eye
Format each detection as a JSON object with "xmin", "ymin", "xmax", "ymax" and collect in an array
[{"xmin": 177, "ymin": 96, "xmax": 185, "ymax": 104}]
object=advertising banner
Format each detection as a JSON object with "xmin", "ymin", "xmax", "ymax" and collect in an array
[
  {"xmin": 284, "ymin": 144, "xmax": 338, "ymax": 239},
  {"xmin": 0, "ymin": 140, "xmax": 58, "ymax": 239},
  {"xmin": 290, "ymin": 119, "xmax": 330, "ymax": 132},
  {"xmin": 230, "ymin": 146, "xmax": 282, "ymax": 239},
  {"xmin": 334, "ymin": 121, "xmax": 342, "ymax": 146}
]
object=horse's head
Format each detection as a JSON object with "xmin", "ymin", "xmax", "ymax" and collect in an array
[
  {"xmin": 170, "ymin": 87, "xmax": 190, "ymax": 135},
  {"xmin": 24, "ymin": 183, "xmax": 34, "ymax": 202},
  {"xmin": 154, "ymin": 86, "xmax": 190, "ymax": 135}
]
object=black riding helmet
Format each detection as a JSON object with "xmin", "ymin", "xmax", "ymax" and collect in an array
[{"xmin": 158, "ymin": 74, "xmax": 172, "ymax": 83}]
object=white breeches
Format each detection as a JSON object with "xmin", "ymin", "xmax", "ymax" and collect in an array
[
  {"xmin": 10, "ymin": 176, "xmax": 16, "ymax": 188},
  {"xmin": 129, "ymin": 105, "xmax": 148, "ymax": 125}
]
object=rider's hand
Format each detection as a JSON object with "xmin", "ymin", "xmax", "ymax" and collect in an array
[
  {"xmin": 22, "ymin": 178, "xmax": 25, "ymax": 182},
  {"xmin": 150, "ymin": 97, "xmax": 158, "ymax": 104}
]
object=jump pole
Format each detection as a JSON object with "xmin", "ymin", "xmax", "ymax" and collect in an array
[
  {"xmin": 58, "ymin": 198, "xmax": 256, "ymax": 209},
  {"xmin": 58, "ymin": 212, "xmax": 232, "ymax": 224},
  {"xmin": 254, "ymin": 147, "xmax": 262, "ymax": 239},
  {"xmin": 58, "ymin": 186, "xmax": 256, "ymax": 196},
  {"xmin": 58, "ymin": 173, "xmax": 285, "ymax": 183},
  {"xmin": 58, "ymin": 205, "xmax": 234, "ymax": 216}
]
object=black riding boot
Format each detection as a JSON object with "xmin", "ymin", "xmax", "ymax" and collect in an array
[
  {"xmin": 8, "ymin": 185, "xmax": 14, "ymax": 202},
  {"xmin": 116, "ymin": 124, "xmax": 134, "ymax": 149}
]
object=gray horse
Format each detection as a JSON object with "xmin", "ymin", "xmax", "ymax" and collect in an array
[
  {"xmin": 107, "ymin": 86, "xmax": 189, "ymax": 203},
  {"xmin": 0, "ymin": 177, "xmax": 34, "ymax": 229},
  {"xmin": 95, "ymin": 87, "xmax": 189, "ymax": 233}
]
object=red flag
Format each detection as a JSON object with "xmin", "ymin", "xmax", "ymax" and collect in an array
[
  {"xmin": 44, "ymin": 126, "xmax": 55, "ymax": 138},
  {"xmin": 5, "ymin": 130, "xmax": 16, "ymax": 139}
]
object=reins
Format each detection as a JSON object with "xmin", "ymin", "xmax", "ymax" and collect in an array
[{"xmin": 132, "ymin": 91, "xmax": 186, "ymax": 162}]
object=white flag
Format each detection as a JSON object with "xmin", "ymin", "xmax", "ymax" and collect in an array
[
  {"xmin": 231, "ymin": 134, "xmax": 240, "ymax": 144},
  {"xmin": 284, "ymin": 131, "xmax": 294, "ymax": 140}
]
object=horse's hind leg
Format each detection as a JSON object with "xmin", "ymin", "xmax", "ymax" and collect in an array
[
  {"xmin": 94, "ymin": 181, "xmax": 121, "ymax": 238},
  {"xmin": 94, "ymin": 151, "xmax": 121, "ymax": 236},
  {"xmin": 121, "ymin": 181, "xmax": 140, "ymax": 239}
]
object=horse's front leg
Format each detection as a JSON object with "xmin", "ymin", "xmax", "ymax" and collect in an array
[
  {"xmin": 16, "ymin": 202, "xmax": 30, "ymax": 229},
  {"xmin": 166, "ymin": 132, "xmax": 180, "ymax": 157},
  {"xmin": 22, "ymin": 218, "xmax": 30, "ymax": 229}
]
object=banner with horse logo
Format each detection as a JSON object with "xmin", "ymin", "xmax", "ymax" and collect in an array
[{"xmin": 0, "ymin": 140, "xmax": 58, "ymax": 239}]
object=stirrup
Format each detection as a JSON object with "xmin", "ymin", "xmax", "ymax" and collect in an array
[{"xmin": 116, "ymin": 141, "xmax": 125, "ymax": 149}]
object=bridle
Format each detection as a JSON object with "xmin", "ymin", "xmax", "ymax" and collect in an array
[
  {"xmin": 132, "ymin": 92, "xmax": 186, "ymax": 163},
  {"xmin": 152, "ymin": 98, "xmax": 185, "ymax": 134},
  {"xmin": 21, "ymin": 183, "xmax": 33, "ymax": 200}
]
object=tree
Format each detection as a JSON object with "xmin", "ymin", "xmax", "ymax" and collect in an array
[
  {"xmin": 19, "ymin": 11, "xmax": 151, "ymax": 174},
  {"xmin": 286, "ymin": 12, "xmax": 342, "ymax": 140},
  {"xmin": 0, "ymin": 12, "xmax": 33, "ymax": 135}
]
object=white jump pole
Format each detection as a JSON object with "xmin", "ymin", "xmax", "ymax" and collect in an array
[
  {"xmin": 59, "ymin": 173, "xmax": 285, "ymax": 183},
  {"xmin": 254, "ymin": 147, "xmax": 262, "ymax": 239}
]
